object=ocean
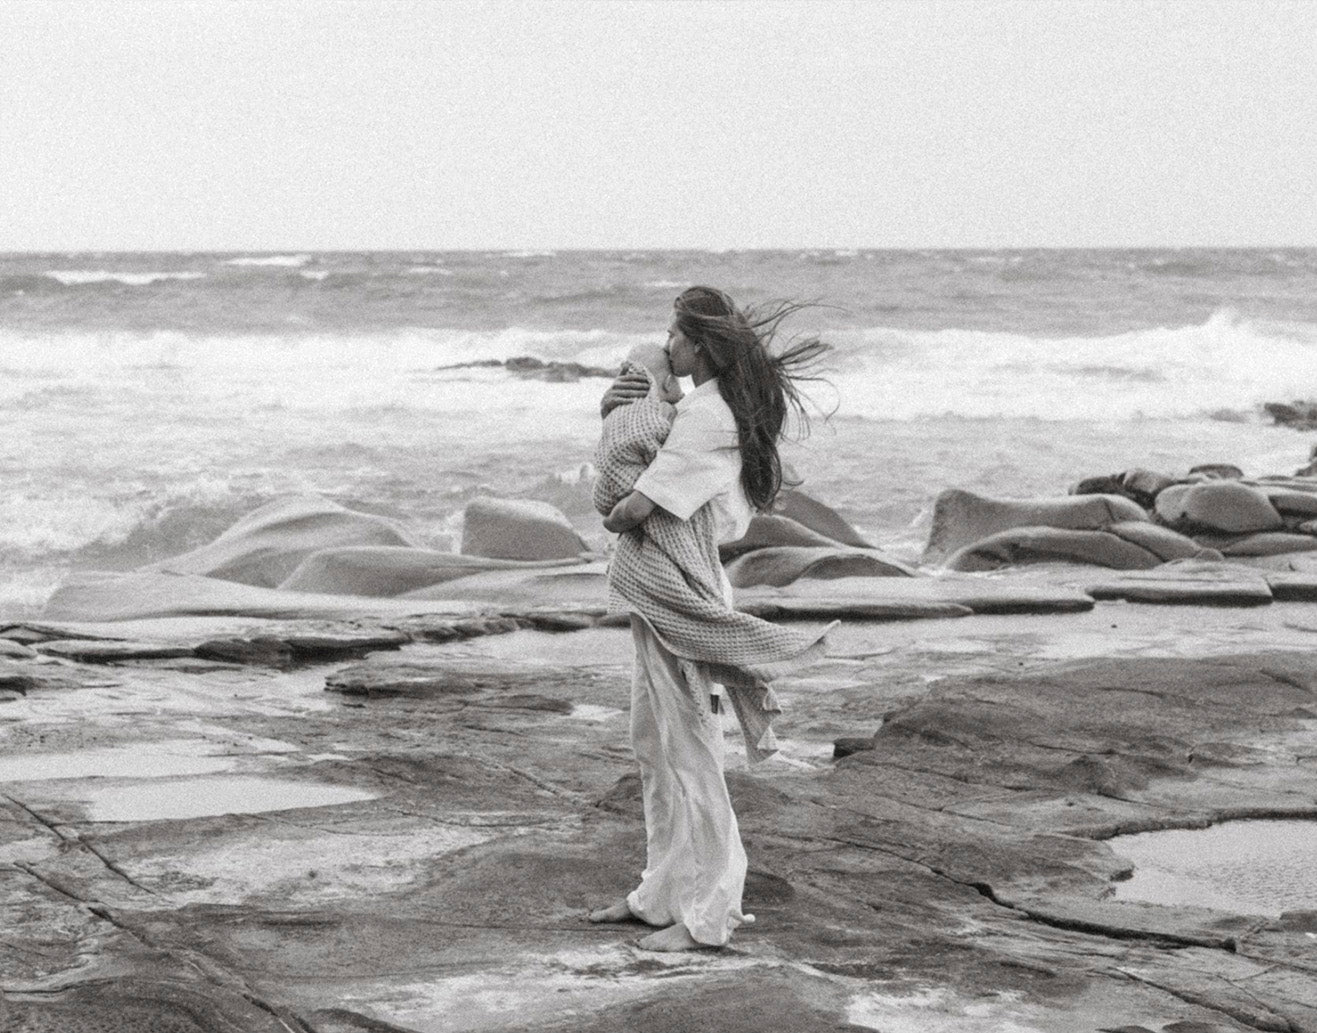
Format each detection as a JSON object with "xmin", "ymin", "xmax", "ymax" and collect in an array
[{"xmin": 2, "ymin": 248, "xmax": 1315, "ymax": 618}]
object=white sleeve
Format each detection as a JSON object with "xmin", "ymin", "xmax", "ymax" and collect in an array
[{"xmin": 632, "ymin": 405, "xmax": 740, "ymax": 520}]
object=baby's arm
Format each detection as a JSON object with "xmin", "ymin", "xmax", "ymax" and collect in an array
[{"xmin": 603, "ymin": 490, "xmax": 656, "ymax": 533}]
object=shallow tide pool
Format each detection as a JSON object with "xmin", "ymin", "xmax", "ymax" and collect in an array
[
  {"xmin": 80, "ymin": 776, "xmax": 377, "ymax": 822},
  {"xmin": 1109, "ymin": 819, "xmax": 1317, "ymax": 917}
]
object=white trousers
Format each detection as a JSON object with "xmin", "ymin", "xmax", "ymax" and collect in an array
[{"xmin": 625, "ymin": 617, "xmax": 751, "ymax": 945}]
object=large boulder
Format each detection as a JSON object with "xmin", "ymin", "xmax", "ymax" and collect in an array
[
  {"xmin": 1099, "ymin": 521, "xmax": 1223, "ymax": 563},
  {"xmin": 770, "ymin": 489, "xmax": 872, "ymax": 549},
  {"xmin": 923, "ymin": 490, "xmax": 1148, "ymax": 565},
  {"xmin": 460, "ymin": 498, "xmax": 589, "ymax": 561},
  {"xmin": 1264, "ymin": 490, "xmax": 1317, "ymax": 519},
  {"xmin": 405, "ymin": 562, "xmax": 609, "ymax": 607},
  {"xmin": 1187, "ymin": 463, "xmax": 1244, "ymax": 480},
  {"xmin": 945, "ymin": 526, "xmax": 1164, "ymax": 572},
  {"xmin": 1154, "ymin": 482, "xmax": 1284, "ymax": 534},
  {"xmin": 725, "ymin": 546, "xmax": 917, "ymax": 589},
  {"xmin": 279, "ymin": 546, "xmax": 585, "ymax": 597},
  {"xmin": 719, "ymin": 514, "xmax": 845, "ymax": 562},
  {"xmin": 1071, "ymin": 468, "xmax": 1175, "ymax": 509},
  {"xmin": 145, "ymin": 496, "xmax": 419, "ymax": 588}
]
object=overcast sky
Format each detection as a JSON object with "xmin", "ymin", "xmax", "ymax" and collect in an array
[{"xmin": 2, "ymin": 0, "xmax": 1314, "ymax": 251}]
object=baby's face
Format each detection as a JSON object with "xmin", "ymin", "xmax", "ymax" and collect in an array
[
  {"xmin": 626, "ymin": 345, "xmax": 682, "ymax": 404},
  {"xmin": 653, "ymin": 363, "xmax": 682, "ymax": 403}
]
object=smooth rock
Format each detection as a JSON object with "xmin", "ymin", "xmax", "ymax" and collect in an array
[
  {"xmin": 770, "ymin": 488, "xmax": 873, "ymax": 548},
  {"xmin": 1071, "ymin": 474, "xmax": 1124, "ymax": 497},
  {"xmin": 1155, "ymin": 482, "xmax": 1284, "ymax": 534},
  {"xmin": 719, "ymin": 514, "xmax": 847, "ymax": 561},
  {"xmin": 1103, "ymin": 521, "xmax": 1221, "ymax": 563},
  {"xmin": 460, "ymin": 497, "xmax": 588, "ymax": 561},
  {"xmin": 725, "ymin": 546, "xmax": 917, "ymax": 588},
  {"xmin": 279, "ymin": 546, "xmax": 585, "ymax": 597},
  {"xmin": 1265, "ymin": 490, "xmax": 1317, "ymax": 518},
  {"xmin": 1248, "ymin": 473, "xmax": 1317, "ymax": 494},
  {"xmin": 1119, "ymin": 468, "xmax": 1177, "ymax": 506},
  {"xmin": 1187, "ymin": 463, "xmax": 1244, "ymax": 480},
  {"xmin": 146, "ymin": 495, "xmax": 419, "ymax": 588},
  {"xmin": 1220, "ymin": 532, "xmax": 1317, "ymax": 557},
  {"xmin": 946, "ymin": 526, "xmax": 1162, "ymax": 572},
  {"xmin": 923, "ymin": 490, "xmax": 1148, "ymax": 565},
  {"xmin": 405, "ymin": 562, "xmax": 609, "ymax": 607},
  {"xmin": 1071, "ymin": 469, "xmax": 1176, "ymax": 509}
]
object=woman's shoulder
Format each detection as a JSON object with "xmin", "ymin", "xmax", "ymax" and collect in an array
[{"xmin": 675, "ymin": 382, "xmax": 736, "ymax": 431}]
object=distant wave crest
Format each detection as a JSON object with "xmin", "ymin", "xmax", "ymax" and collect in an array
[
  {"xmin": 45, "ymin": 270, "xmax": 206, "ymax": 287},
  {"xmin": 225, "ymin": 254, "xmax": 312, "ymax": 267}
]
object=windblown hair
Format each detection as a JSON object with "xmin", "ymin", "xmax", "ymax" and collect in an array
[{"xmin": 673, "ymin": 286, "xmax": 832, "ymax": 512}]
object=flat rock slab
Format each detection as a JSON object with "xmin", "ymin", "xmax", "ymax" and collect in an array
[
  {"xmin": 8, "ymin": 604, "xmax": 1317, "ymax": 1032},
  {"xmin": 738, "ymin": 596, "xmax": 972, "ymax": 621},
  {"xmin": 1086, "ymin": 561, "xmax": 1277, "ymax": 606},
  {"xmin": 738, "ymin": 575, "xmax": 1095, "ymax": 616},
  {"xmin": 1268, "ymin": 574, "xmax": 1317, "ymax": 601},
  {"xmin": 35, "ymin": 639, "xmax": 198, "ymax": 662},
  {"xmin": 1088, "ymin": 580, "xmax": 1275, "ymax": 605},
  {"xmin": 42, "ymin": 571, "xmax": 492, "ymax": 622},
  {"xmin": 0, "ymin": 639, "xmax": 38, "ymax": 658}
]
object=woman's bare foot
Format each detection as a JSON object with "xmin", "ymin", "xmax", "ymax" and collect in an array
[
  {"xmin": 635, "ymin": 923, "xmax": 707, "ymax": 952},
  {"xmin": 587, "ymin": 899, "xmax": 636, "ymax": 923}
]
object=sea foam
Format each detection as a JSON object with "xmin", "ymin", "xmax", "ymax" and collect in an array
[
  {"xmin": 829, "ymin": 309, "xmax": 1317, "ymax": 421},
  {"xmin": 46, "ymin": 270, "xmax": 206, "ymax": 286},
  {"xmin": 225, "ymin": 254, "xmax": 312, "ymax": 267}
]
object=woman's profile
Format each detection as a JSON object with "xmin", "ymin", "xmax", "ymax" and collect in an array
[{"xmin": 589, "ymin": 286, "xmax": 833, "ymax": 951}]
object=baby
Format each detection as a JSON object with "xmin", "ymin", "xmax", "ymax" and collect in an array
[{"xmin": 591, "ymin": 343, "xmax": 683, "ymax": 521}]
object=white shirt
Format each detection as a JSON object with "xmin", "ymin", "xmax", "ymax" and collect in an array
[{"xmin": 633, "ymin": 379, "xmax": 753, "ymax": 545}]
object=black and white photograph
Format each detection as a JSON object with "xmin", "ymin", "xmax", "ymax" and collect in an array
[{"xmin": 2, "ymin": 0, "xmax": 1316, "ymax": 1029}]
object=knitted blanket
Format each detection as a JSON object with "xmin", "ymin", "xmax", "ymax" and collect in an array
[{"xmin": 594, "ymin": 383, "xmax": 833, "ymax": 761}]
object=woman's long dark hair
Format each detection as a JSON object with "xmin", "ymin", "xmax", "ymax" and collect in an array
[{"xmin": 673, "ymin": 286, "xmax": 831, "ymax": 512}]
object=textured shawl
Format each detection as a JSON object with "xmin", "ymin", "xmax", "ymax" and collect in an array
[{"xmin": 594, "ymin": 379, "xmax": 833, "ymax": 761}]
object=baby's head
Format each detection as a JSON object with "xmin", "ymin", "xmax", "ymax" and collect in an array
[{"xmin": 624, "ymin": 343, "xmax": 682, "ymax": 403}]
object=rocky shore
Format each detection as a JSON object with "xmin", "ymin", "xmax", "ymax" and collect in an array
[{"xmin": 3, "ymin": 453, "xmax": 1316, "ymax": 1031}]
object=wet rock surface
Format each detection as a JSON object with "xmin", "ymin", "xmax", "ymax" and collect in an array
[{"xmin": 3, "ymin": 598, "xmax": 1316, "ymax": 1031}]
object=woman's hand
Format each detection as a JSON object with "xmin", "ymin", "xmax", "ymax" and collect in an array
[
  {"xmin": 600, "ymin": 370, "xmax": 651, "ymax": 418},
  {"xmin": 603, "ymin": 490, "xmax": 657, "ymax": 533}
]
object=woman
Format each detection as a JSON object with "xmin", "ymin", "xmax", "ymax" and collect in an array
[{"xmin": 589, "ymin": 286, "xmax": 831, "ymax": 952}]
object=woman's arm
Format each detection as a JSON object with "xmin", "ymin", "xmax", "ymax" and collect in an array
[
  {"xmin": 600, "ymin": 371, "xmax": 651, "ymax": 418},
  {"xmin": 603, "ymin": 490, "xmax": 657, "ymax": 533}
]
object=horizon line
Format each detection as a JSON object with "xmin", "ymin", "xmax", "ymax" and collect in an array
[{"xmin": 3, "ymin": 244, "xmax": 1315, "ymax": 256}]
